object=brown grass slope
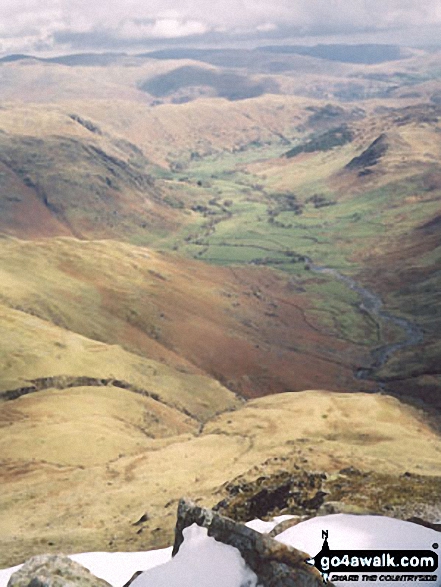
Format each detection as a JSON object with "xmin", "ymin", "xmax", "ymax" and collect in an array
[
  {"xmin": 336, "ymin": 105, "xmax": 441, "ymax": 407},
  {"xmin": 2, "ymin": 236, "xmax": 436, "ymax": 567},
  {"xmin": 0, "ymin": 236, "xmax": 370, "ymax": 397},
  {"xmin": 0, "ymin": 301, "xmax": 239, "ymax": 420},
  {"xmin": 62, "ymin": 95, "xmax": 318, "ymax": 166}
]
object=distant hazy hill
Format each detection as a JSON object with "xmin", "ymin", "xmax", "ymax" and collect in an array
[
  {"xmin": 1, "ymin": 45, "xmax": 405, "ymax": 68},
  {"xmin": 139, "ymin": 65, "xmax": 279, "ymax": 101},
  {"xmin": 143, "ymin": 44, "xmax": 407, "ymax": 66},
  {"xmin": 258, "ymin": 43, "xmax": 406, "ymax": 64},
  {"xmin": 0, "ymin": 45, "xmax": 437, "ymax": 103},
  {"xmin": 0, "ymin": 52, "xmax": 128, "ymax": 66}
]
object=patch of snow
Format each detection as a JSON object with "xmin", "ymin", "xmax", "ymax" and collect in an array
[
  {"xmin": 131, "ymin": 524, "xmax": 259, "ymax": 587},
  {"xmin": 245, "ymin": 514, "xmax": 296, "ymax": 534},
  {"xmin": 0, "ymin": 565, "xmax": 21, "ymax": 587},
  {"xmin": 0, "ymin": 550, "xmax": 173, "ymax": 587},
  {"xmin": 71, "ymin": 548, "xmax": 173, "ymax": 586}
]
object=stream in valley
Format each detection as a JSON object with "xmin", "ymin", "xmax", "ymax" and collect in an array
[{"xmin": 307, "ymin": 261, "xmax": 424, "ymax": 382}]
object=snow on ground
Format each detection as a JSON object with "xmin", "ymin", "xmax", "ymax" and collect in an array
[
  {"xmin": 71, "ymin": 548, "xmax": 173, "ymax": 586},
  {"xmin": 0, "ymin": 566, "xmax": 21, "ymax": 587},
  {"xmin": 0, "ymin": 549, "xmax": 173, "ymax": 587},
  {"xmin": 245, "ymin": 514, "xmax": 295, "ymax": 534},
  {"xmin": 0, "ymin": 515, "xmax": 439, "ymax": 587},
  {"xmin": 131, "ymin": 525, "xmax": 259, "ymax": 587}
]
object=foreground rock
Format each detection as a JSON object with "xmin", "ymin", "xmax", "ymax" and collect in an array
[
  {"xmin": 7, "ymin": 555, "xmax": 111, "ymax": 587},
  {"xmin": 173, "ymin": 498, "xmax": 328, "ymax": 587}
]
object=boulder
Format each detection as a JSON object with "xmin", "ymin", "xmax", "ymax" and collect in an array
[
  {"xmin": 173, "ymin": 498, "xmax": 328, "ymax": 587},
  {"xmin": 7, "ymin": 554, "xmax": 111, "ymax": 587}
]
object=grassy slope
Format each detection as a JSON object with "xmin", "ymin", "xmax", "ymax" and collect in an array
[{"xmin": 65, "ymin": 94, "xmax": 315, "ymax": 166}]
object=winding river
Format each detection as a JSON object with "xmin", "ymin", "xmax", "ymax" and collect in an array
[{"xmin": 307, "ymin": 261, "xmax": 424, "ymax": 381}]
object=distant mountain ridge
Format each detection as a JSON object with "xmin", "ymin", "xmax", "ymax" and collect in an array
[
  {"xmin": 258, "ymin": 43, "xmax": 407, "ymax": 64},
  {"xmin": 0, "ymin": 43, "xmax": 409, "ymax": 68},
  {"xmin": 0, "ymin": 52, "xmax": 127, "ymax": 66}
]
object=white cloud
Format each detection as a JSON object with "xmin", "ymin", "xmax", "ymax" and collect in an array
[
  {"xmin": 256, "ymin": 23, "xmax": 277, "ymax": 32},
  {"xmin": 118, "ymin": 18, "xmax": 208, "ymax": 40}
]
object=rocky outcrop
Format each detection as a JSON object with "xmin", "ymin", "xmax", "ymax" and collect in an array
[
  {"xmin": 213, "ymin": 466, "xmax": 441, "ymax": 526},
  {"xmin": 69, "ymin": 115, "xmax": 102, "ymax": 135},
  {"xmin": 0, "ymin": 376, "xmax": 196, "ymax": 420},
  {"xmin": 7, "ymin": 555, "xmax": 111, "ymax": 587},
  {"xmin": 214, "ymin": 469, "xmax": 327, "ymax": 521},
  {"xmin": 173, "ymin": 498, "xmax": 328, "ymax": 587}
]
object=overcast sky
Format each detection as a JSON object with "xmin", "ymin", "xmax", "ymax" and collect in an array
[{"xmin": 1, "ymin": 0, "xmax": 441, "ymax": 56}]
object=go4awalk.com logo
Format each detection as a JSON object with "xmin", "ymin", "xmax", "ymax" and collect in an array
[{"xmin": 306, "ymin": 530, "xmax": 439, "ymax": 584}]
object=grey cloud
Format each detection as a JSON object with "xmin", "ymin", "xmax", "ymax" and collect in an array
[{"xmin": 1, "ymin": 0, "xmax": 441, "ymax": 55}]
